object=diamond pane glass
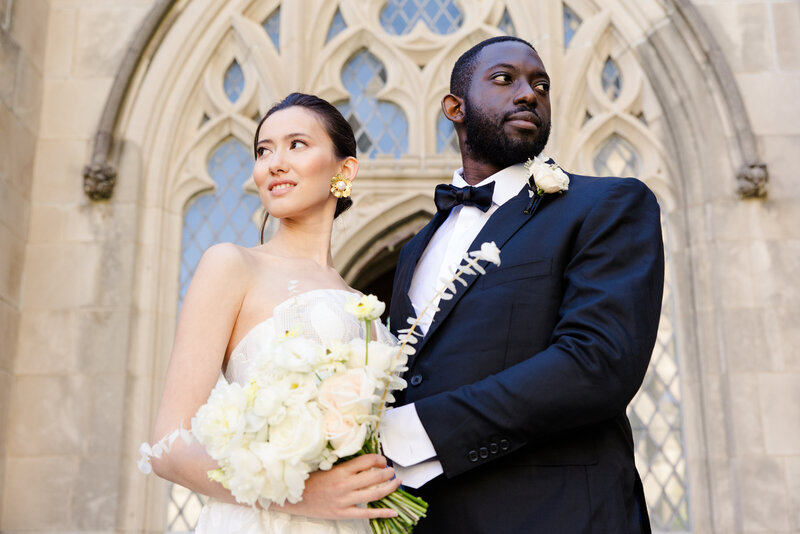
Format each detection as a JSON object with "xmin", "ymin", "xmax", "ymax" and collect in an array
[
  {"xmin": 380, "ymin": 0, "xmax": 463, "ymax": 35},
  {"xmin": 628, "ymin": 222, "xmax": 690, "ymax": 531},
  {"xmin": 263, "ymin": 7, "xmax": 280, "ymax": 51},
  {"xmin": 602, "ymin": 57, "xmax": 622, "ymax": 100},
  {"xmin": 563, "ymin": 4, "xmax": 582, "ymax": 49},
  {"xmin": 593, "ymin": 134, "xmax": 639, "ymax": 177},
  {"xmin": 498, "ymin": 8, "xmax": 516, "ymax": 36},
  {"xmin": 436, "ymin": 111, "xmax": 458, "ymax": 154},
  {"xmin": 326, "ymin": 8, "xmax": 347, "ymax": 42},
  {"xmin": 223, "ymin": 60, "xmax": 244, "ymax": 103},
  {"xmin": 337, "ymin": 50, "xmax": 408, "ymax": 158}
]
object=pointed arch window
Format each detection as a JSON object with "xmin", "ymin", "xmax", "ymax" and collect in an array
[
  {"xmin": 327, "ymin": 8, "xmax": 347, "ymax": 42},
  {"xmin": 380, "ymin": 0, "xmax": 464, "ymax": 35},
  {"xmin": 593, "ymin": 134, "xmax": 639, "ymax": 177},
  {"xmin": 223, "ymin": 60, "xmax": 245, "ymax": 103},
  {"xmin": 263, "ymin": 7, "xmax": 281, "ymax": 51},
  {"xmin": 179, "ymin": 139, "xmax": 260, "ymax": 302},
  {"xmin": 563, "ymin": 4, "xmax": 582, "ymax": 49},
  {"xmin": 436, "ymin": 112, "xmax": 458, "ymax": 154},
  {"xmin": 337, "ymin": 50, "xmax": 408, "ymax": 158},
  {"xmin": 498, "ymin": 8, "xmax": 516, "ymax": 36},
  {"xmin": 602, "ymin": 57, "xmax": 623, "ymax": 101}
]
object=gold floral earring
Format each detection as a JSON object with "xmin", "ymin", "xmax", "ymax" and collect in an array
[{"xmin": 330, "ymin": 173, "xmax": 352, "ymax": 198}]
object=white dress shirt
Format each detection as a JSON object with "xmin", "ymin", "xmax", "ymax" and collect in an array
[{"xmin": 381, "ymin": 163, "xmax": 531, "ymax": 488}]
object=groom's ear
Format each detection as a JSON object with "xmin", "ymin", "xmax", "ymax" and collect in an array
[{"xmin": 442, "ymin": 94, "xmax": 465, "ymax": 124}]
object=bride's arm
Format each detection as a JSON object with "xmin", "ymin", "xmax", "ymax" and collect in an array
[
  {"xmin": 150, "ymin": 243, "xmax": 400, "ymax": 518},
  {"xmin": 150, "ymin": 242, "xmax": 250, "ymax": 503}
]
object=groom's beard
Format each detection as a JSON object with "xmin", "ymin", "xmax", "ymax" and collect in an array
[{"xmin": 463, "ymin": 98, "xmax": 551, "ymax": 169}]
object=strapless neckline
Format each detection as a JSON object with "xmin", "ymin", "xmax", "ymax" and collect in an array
[{"xmin": 225, "ymin": 288, "xmax": 361, "ymax": 378}]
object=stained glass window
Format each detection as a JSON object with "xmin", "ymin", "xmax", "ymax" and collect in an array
[
  {"xmin": 498, "ymin": 8, "xmax": 516, "ymax": 36},
  {"xmin": 593, "ymin": 134, "xmax": 639, "ymax": 177},
  {"xmin": 223, "ymin": 60, "xmax": 245, "ymax": 103},
  {"xmin": 379, "ymin": 0, "xmax": 463, "ymax": 35},
  {"xmin": 327, "ymin": 8, "xmax": 347, "ymax": 42},
  {"xmin": 602, "ymin": 57, "xmax": 623, "ymax": 101},
  {"xmin": 436, "ymin": 112, "xmax": 458, "ymax": 154},
  {"xmin": 337, "ymin": 50, "xmax": 408, "ymax": 158},
  {"xmin": 563, "ymin": 4, "xmax": 582, "ymax": 49},
  {"xmin": 263, "ymin": 7, "xmax": 280, "ymax": 51}
]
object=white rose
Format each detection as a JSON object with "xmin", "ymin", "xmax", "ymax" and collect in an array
[
  {"xmin": 191, "ymin": 381, "xmax": 248, "ymax": 460},
  {"xmin": 527, "ymin": 156, "xmax": 569, "ymax": 194},
  {"xmin": 257, "ymin": 401, "xmax": 327, "ymax": 463}
]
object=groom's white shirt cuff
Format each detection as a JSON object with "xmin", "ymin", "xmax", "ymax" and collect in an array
[{"xmin": 380, "ymin": 404, "xmax": 443, "ymax": 488}]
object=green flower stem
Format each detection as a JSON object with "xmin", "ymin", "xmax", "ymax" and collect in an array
[{"xmin": 364, "ymin": 320, "xmax": 371, "ymax": 365}]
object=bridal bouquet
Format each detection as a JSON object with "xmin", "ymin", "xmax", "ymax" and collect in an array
[{"xmin": 139, "ymin": 242, "xmax": 502, "ymax": 533}]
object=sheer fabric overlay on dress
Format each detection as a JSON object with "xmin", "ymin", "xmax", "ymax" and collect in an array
[{"xmin": 196, "ymin": 289, "xmax": 394, "ymax": 534}]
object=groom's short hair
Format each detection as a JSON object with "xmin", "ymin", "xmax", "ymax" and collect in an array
[{"xmin": 450, "ymin": 36, "xmax": 537, "ymax": 98}]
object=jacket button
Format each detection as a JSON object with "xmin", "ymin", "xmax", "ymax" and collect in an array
[
  {"xmin": 410, "ymin": 374, "xmax": 422, "ymax": 386},
  {"xmin": 499, "ymin": 439, "xmax": 509, "ymax": 451},
  {"xmin": 468, "ymin": 450, "xmax": 478, "ymax": 462},
  {"xmin": 479, "ymin": 447, "xmax": 489, "ymax": 459},
  {"xmin": 489, "ymin": 442, "xmax": 499, "ymax": 454}
]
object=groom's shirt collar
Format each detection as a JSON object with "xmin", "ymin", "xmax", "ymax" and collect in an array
[{"xmin": 452, "ymin": 162, "xmax": 531, "ymax": 208}]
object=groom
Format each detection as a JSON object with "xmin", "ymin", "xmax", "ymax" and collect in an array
[{"xmin": 382, "ymin": 36, "xmax": 664, "ymax": 533}]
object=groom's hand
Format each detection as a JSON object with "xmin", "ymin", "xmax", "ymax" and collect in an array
[{"xmin": 274, "ymin": 454, "xmax": 401, "ymax": 520}]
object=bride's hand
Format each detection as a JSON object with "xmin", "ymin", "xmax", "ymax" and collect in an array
[{"xmin": 274, "ymin": 454, "xmax": 401, "ymax": 520}]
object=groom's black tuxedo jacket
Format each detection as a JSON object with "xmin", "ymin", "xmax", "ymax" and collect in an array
[{"xmin": 390, "ymin": 170, "xmax": 664, "ymax": 534}]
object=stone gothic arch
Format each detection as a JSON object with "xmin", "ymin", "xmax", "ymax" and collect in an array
[{"xmin": 98, "ymin": 1, "xmax": 768, "ymax": 531}]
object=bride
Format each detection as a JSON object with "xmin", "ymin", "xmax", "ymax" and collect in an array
[{"xmin": 150, "ymin": 93, "xmax": 402, "ymax": 533}]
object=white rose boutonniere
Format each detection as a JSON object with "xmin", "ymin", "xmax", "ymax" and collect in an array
[{"xmin": 525, "ymin": 156, "xmax": 570, "ymax": 196}]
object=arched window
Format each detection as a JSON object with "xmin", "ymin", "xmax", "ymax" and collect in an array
[
  {"xmin": 593, "ymin": 134, "xmax": 639, "ymax": 177},
  {"xmin": 170, "ymin": 138, "xmax": 260, "ymax": 529},
  {"xmin": 379, "ymin": 0, "xmax": 463, "ymax": 35},
  {"xmin": 337, "ymin": 49, "xmax": 409, "ymax": 158},
  {"xmin": 563, "ymin": 4, "xmax": 582, "ymax": 48}
]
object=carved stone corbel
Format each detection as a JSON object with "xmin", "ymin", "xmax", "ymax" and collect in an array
[
  {"xmin": 82, "ymin": 162, "xmax": 118, "ymax": 201},
  {"xmin": 736, "ymin": 162, "xmax": 768, "ymax": 199},
  {"xmin": 82, "ymin": 0, "xmax": 178, "ymax": 201}
]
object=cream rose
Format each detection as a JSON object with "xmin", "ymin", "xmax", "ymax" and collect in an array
[{"xmin": 323, "ymin": 411, "xmax": 369, "ymax": 457}]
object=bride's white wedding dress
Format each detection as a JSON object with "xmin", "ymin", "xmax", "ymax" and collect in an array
[{"xmin": 196, "ymin": 289, "xmax": 393, "ymax": 534}]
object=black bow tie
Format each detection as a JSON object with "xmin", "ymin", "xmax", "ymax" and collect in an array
[{"xmin": 434, "ymin": 182, "xmax": 495, "ymax": 214}]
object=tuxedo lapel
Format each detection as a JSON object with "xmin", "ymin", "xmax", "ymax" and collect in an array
[
  {"xmin": 393, "ymin": 210, "xmax": 449, "ymax": 327},
  {"xmin": 416, "ymin": 186, "xmax": 543, "ymax": 352}
]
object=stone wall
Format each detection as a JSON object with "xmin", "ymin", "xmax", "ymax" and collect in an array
[
  {"xmin": 0, "ymin": 0, "xmax": 153, "ymax": 530},
  {"xmin": 0, "ymin": 0, "xmax": 48, "ymax": 521},
  {"xmin": 692, "ymin": 1, "xmax": 800, "ymax": 532}
]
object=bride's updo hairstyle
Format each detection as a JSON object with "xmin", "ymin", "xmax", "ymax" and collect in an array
[{"xmin": 254, "ymin": 93, "xmax": 356, "ymax": 242}]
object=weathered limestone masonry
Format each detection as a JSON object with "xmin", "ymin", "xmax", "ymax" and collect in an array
[
  {"xmin": 0, "ymin": 0, "xmax": 48, "ymax": 526},
  {"xmin": 0, "ymin": 1, "xmax": 797, "ymax": 533}
]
